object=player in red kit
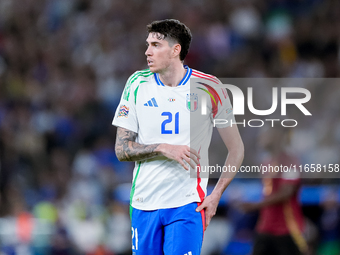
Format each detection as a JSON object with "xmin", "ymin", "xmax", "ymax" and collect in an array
[{"xmin": 240, "ymin": 127, "xmax": 307, "ymax": 255}]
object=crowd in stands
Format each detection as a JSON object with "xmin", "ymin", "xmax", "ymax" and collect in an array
[{"xmin": 0, "ymin": 0, "xmax": 339, "ymax": 254}]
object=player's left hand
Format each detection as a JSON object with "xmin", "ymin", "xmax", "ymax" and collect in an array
[{"xmin": 195, "ymin": 193, "xmax": 220, "ymax": 230}]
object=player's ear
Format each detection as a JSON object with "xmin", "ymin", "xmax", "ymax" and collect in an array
[{"xmin": 172, "ymin": 43, "xmax": 181, "ymax": 59}]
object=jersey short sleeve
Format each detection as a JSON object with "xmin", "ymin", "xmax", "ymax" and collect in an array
[
  {"xmin": 112, "ymin": 73, "xmax": 139, "ymax": 133},
  {"xmin": 212, "ymin": 86, "xmax": 235, "ymax": 129},
  {"xmin": 191, "ymin": 72, "xmax": 235, "ymax": 129}
]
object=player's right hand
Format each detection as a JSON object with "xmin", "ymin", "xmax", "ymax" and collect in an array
[{"xmin": 156, "ymin": 144, "xmax": 200, "ymax": 170}]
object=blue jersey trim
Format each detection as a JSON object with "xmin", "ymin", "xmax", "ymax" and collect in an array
[
  {"xmin": 154, "ymin": 73, "xmax": 164, "ymax": 86},
  {"xmin": 154, "ymin": 65, "xmax": 191, "ymax": 86},
  {"xmin": 179, "ymin": 66, "xmax": 192, "ymax": 86}
]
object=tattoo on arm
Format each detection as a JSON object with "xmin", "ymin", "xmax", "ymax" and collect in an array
[{"xmin": 115, "ymin": 127, "xmax": 160, "ymax": 161}]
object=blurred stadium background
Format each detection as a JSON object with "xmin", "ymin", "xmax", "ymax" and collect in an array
[{"xmin": 0, "ymin": 0, "xmax": 339, "ymax": 254}]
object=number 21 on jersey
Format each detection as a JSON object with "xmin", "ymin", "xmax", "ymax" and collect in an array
[{"xmin": 161, "ymin": 112, "xmax": 179, "ymax": 134}]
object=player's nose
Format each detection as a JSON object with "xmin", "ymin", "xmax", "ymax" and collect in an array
[{"xmin": 145, "ymin": 46, "xmax": 152, "ymax": 56}]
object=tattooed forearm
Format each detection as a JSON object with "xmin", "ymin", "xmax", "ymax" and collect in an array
[{"xmin": 115, "ymin": 127, "xmax": 161, "ymax": 161}]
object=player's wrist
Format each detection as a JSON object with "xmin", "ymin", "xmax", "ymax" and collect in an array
[
  {"xmin": 210, "ymin": 189, "xmax": 223, "ymax": 201},
  {"xmin": 154, "ymin": 143, "xmax": 167, "ymax": 156}
]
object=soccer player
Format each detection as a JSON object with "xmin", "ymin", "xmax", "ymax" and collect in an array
[
  {"xmin": 239, "ymin": 127, "xmax": 307, "ymax": 255},
  {"xmin": 113, "ymin": 19, "xmax": 244, "ymax": 255}
]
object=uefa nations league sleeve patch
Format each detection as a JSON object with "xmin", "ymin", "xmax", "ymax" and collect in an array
[{"xmin": 118, "ymin": 105, "xmax": 129, "ymax": 118}]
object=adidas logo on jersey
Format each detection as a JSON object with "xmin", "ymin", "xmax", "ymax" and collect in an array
[
  {"xmin": 184, "ymin": 252, "xmax": 192, "ymax": 255},
  {"xmin": 144, "ymin": 97, "xmax": 158, "ymax": 107}
]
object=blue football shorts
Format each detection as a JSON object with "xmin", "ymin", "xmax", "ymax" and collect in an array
[{"xmin": 130, "ymin": 202, "xmax": 205, "ymax": 255}]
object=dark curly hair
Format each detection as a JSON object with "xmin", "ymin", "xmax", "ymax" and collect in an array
[{"xmin": 147, "ymin": 19, "xmax": 192, "ymax": 61}]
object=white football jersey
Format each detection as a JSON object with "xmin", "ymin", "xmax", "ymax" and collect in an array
[{"xmin": 112, "ymin": 66, "xmax": 235, "ymax": 210}]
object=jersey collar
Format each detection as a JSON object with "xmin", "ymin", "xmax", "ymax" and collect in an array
[{"xmin": 154, "ymin": 65, "xmax": 192, "ymax": 87}]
